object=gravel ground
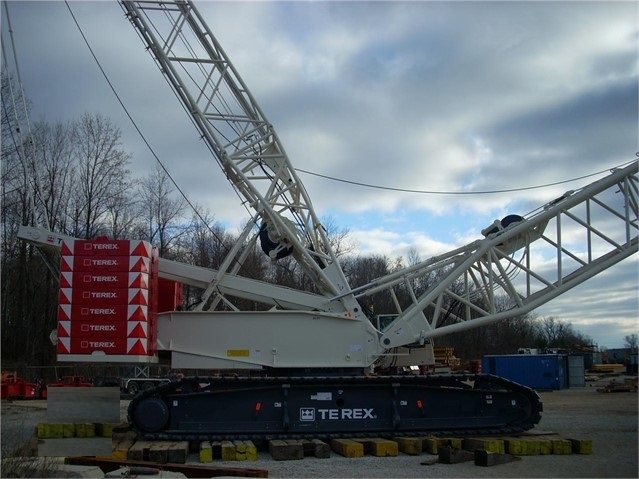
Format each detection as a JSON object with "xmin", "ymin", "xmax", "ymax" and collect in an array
[
  {"xmin": 1, "ymin": 376, "xmax": 637, "ymax": 478},
  {"xmin": 246, "ymin": 380, "xmax": 638, "ymax": 478}
]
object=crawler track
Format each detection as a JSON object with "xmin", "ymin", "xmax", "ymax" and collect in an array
[{"xmin": 128, "ymin": 374, "xmax": 542, "ymax": 441}]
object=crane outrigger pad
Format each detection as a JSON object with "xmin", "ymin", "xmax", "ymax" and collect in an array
[{"xmin": 128, "ymin": 374, "xmax": 542, "ymax": 441}]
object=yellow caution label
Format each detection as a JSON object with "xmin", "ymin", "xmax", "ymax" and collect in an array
[{"xmin": 227, "ymin": 349, "xmax": 250, "ymax": 357}]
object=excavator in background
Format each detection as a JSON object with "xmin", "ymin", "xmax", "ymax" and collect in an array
[{"xmin": 18, "ymin": 0, "xmax": 637, "ymax": 441}]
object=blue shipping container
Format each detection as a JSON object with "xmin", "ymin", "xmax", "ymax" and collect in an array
[{"xmin": 482, "ymin": 354, "xmax": 566, "ymax": 390}]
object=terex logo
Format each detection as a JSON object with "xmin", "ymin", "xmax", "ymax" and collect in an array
[
  {"xmin": 313, "ymin": 408, "xmax": 375, "ymax": 420},
  {"xmin": 89, "ymin": 341, "xmax": 115, "ymax": 348},
  {"xmin": 300, "ymin": 408, "xmax": 315, "ymax": 421},
  {"xmin": 93, "ymin": 244, "xmax": 119, "ymax": 250},
  {"xmin": 89, "ymin": 325, "xmax": 116, "ymax": 332}
]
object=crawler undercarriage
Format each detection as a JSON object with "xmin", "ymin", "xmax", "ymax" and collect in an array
[{"xmin": 128, "ymin": 374, "xmax": 543, "ymax": 441}]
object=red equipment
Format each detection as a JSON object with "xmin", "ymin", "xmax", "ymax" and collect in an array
[{"xmin": 0, "ymin": 371, "xmax": 37, "ymax": 400}]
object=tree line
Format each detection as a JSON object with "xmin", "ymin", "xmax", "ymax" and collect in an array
[{"xmin": 1, "ymin": 73, "xmax": 594, "ymax": 371}]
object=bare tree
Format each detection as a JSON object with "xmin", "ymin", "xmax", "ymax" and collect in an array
[
  {"xmin": 30, "ymin": 121, "xmax": 75, "ymax": 233},
  {"xmin": 69, "ymin": 113, "xmax": 131, "ymax": 239},
  {"xmin": 624, "ymin": 334, "xmax": 638, "ymax": 351},
  {"xmin": 135, "ymin": 164, "xmax": 186, "ymax": 257},
  {"xmin": 536, "ymin": 316, "xmax": 592, "ymax": 349},
  {"xmin": 104, "ymin": 187, "xmax": 138, "ymax": 240},
  {"xmin": 322, "ymin": 215, "xmax": 356, "ymax": 259},
  {"xmin": 1, "ymin": 80, "xmax": 64, "ymax": 365}
]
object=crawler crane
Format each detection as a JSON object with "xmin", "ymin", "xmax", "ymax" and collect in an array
[{"xmin": 18, "ymin": 0, "xmax": 638, "ymax": 440}]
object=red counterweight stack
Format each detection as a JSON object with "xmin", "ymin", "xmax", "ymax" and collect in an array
[{"xmin": 56, "ymin": 237, "xmax": 158, "ymax": 363}]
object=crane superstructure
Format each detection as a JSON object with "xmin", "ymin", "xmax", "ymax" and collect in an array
[{"xmin": 17, "ymin": 0, "xmax": 638, "ymax": 439}]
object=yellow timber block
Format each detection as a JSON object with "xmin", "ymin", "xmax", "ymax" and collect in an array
[
  {"xmin": 330, "ymin": 439, "xmax": 364, "ymax": 458},
  {"xmin": 268, "ymin": 439, "xmax": 304, "ymax": 461},
  {"xmin": 441, "ymin": 437, "xmax": 463, "ymax": 449},
  {"xmin": 537, "ymin": 438, "xmax": 553, "ymax": 455},
  {"xmin": 299, "ymin": 439, "xmax": 331, "ymax": 458},
  {"xmin": 354, "ymin": 438, "xmax": 398, "ymax": 457},
  {"xmin": 221, "ymin": 440, "xmax": 236, "ymax": 461},
  {"xmin": 551, "ymin": 438, "xmax": 573, "ymax": 455},
  {"xmin": 422, "ymin": 437, "xmax": 439, "ymax": 454},
  {"xmin": 233, "ymin": 440, "xmax": 257, "ymax": 461},
  {"xmin": 463, "ymin": 437, "xmax": 505, "ymax": 454},
  {"xmin": 245, "ymin": 441, "xmax": 258, "ymax": 461},
  {"xmin": 167, "ymin": 441, "xmax": 190, "ymax": 464},
  {"xmin": 37, "ymin": 423, "xmax": 58, "ymax": 439},
  {"xmin": 200, "ymin": 441, "xmax": 213, "ymax": 463},
  {"xmin": 36, "ymin": 423, "xmax": 48, "ymax": 438},
  {"xmin": 506, "ymin": 438, "xmax": 528, "ymax": 455},
  {"xmin": 110, "ymin": 431, "xmax": 137, "ymax": 460},
  {"xmin": 569, "ymin": 438, "xmax": 593, "ymax": 454},
  {"xmin": 103, "ymin": 450, "xmax": 127, "ymax": 461},
  {"xmin": 62, "ymin": 424, "xmax": 75, "ymax": 438},
  {"xmin": 506, "ymin": 437, "xmax": 543, "ymax": 455},
  {"xmin": 94, "ymin": 423, "xmax": 113, "ymax": 437},
  {"xmin": 233, "ymin": 440, "xmax": 246, "ymax": 461},
  {"xmin": 74, "ymin": 423, "xmax": 95, "ymax": 438},
  {"xmin": 148, "ymin": 442, "xmax": 170, "ymax": 463},
  {"xmin": 392, "ymin": 437, "xmax": 422, "ymax": 455},
  {"xmin": 127, "ymin": 440, "xmax": 152, "ymax": 461}
]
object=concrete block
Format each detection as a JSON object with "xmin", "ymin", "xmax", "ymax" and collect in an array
[
  {"xmin": 38, "ymin": 438, "xmax": 112, "ymax": 457},
  {"xmin": 46, "ymin": 387, "xmax": 119, "ymax": 423}
]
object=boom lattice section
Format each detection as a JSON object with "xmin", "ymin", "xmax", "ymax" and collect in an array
[
  {"xmin": 364, "ymin": 163, "xmax": 638, "ymax": 348},
  {"xmin": 120, "ymin": 0, "xmax": 352, "ymax": 305}
]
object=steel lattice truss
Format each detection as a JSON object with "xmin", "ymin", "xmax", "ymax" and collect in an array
[
  {"xmin": 355, "ymin": 163, "xmax": 638, "ymax": 347},
  {"xmin": 120, "ymin": 0, "xmax": 637, "ymax": 351},
  {"xmin": 120, "ymin": 0, "xmax": 349, "ymax": 299}
]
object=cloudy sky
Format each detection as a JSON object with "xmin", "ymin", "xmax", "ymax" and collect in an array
[{"xmin": 2, "ymin": 1, "xmax": 637, "ymax": 349}]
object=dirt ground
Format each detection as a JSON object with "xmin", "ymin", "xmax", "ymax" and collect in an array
[{"xmin": 1, "ymin": 376, "xmax": 637, "ymax": 478}]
